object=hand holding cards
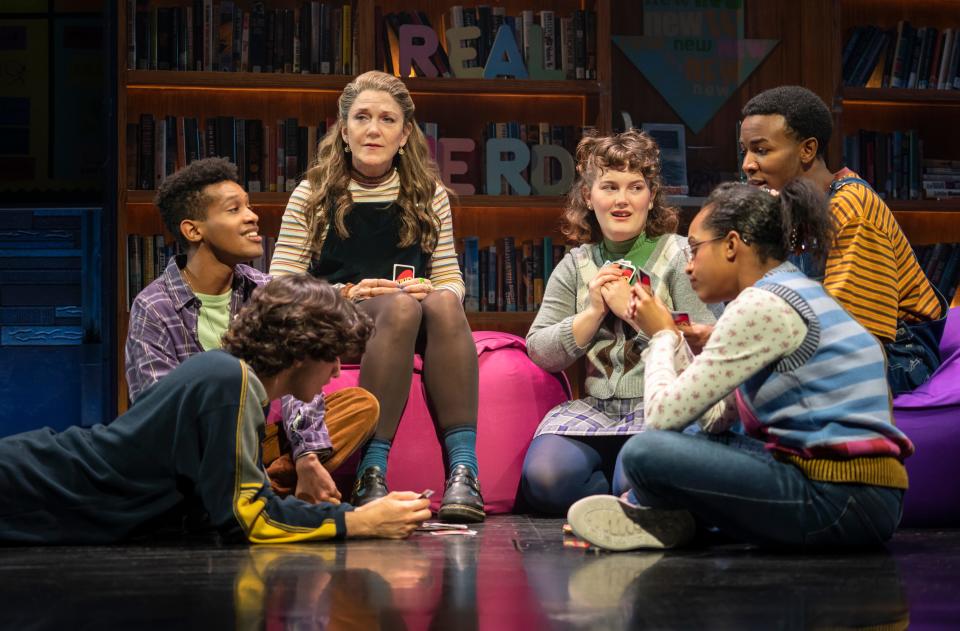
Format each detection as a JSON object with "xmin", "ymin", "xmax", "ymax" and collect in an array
[
  {"xmin": 393, "ymin": 264, "xmax": 416, "ymax": 283},
  {"xmin": 394, "ymin": 264, "xmax": 433, "ymax": 299},
  {"xmin": 603, "ymin": 259, "xmax": 653, "ymax": 289}
]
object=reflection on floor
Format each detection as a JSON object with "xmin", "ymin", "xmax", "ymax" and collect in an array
[{"xmin": 1, "ymin": 516, "xmax": 957, "ymax": 629}]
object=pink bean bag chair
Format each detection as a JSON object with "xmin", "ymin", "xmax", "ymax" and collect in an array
[{"xmin": 323, "ymin": 331, "xmax": 571, "ymax": 514}]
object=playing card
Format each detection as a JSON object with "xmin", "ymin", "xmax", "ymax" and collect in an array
[
  {"xmin": 614, "ymin": 259, "xmax": 637, "ymax": 283},
  {"xmin": 636, "ymin": 269, "xmax": 652, "ymax": 288},
  {"xmin": 418, "ymin": 489, "xmax": 434, "ymax": 499},
  {"xmin": 393, "ymin": 264, "xmax": 416, "ymax": 282},
  {"xmin": 416, "ymin": 521, "xmax": 469, "ymax": 532},
  {"xmin": 671, "ymin": 311, "xmax": 691, "ymax": 325}
]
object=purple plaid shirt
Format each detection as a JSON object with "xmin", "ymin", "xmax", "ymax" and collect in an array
[{"xmin": 125, "ymin": 256, "xmax": 332, "ymax": 459}]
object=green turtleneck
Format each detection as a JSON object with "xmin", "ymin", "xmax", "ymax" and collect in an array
[{"xmin": 599, "ymin": 233, "xmax": 661, "ymax": 278}]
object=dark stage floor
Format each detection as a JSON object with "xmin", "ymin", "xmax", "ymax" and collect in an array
[{"xmin": 2, "ymin": 516, "xmax": 957, "ymax": 629}]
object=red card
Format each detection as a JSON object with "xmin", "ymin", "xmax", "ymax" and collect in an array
[
  {"xmin": 671, "ymin": 311, "xmax": 691, "ymax": 325},
  {"xmin": 637, "ymin": 270, "xmax": 652, "ymax": 288},
  {"xmin": 393, "ymin": 264, "xmax": 415, "ymax": 282}
]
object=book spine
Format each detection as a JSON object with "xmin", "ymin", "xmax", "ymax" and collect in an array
[
  {"xmin": 127, "ymin": 234, "xmax": 142, "ymax": 309},
  {"xmin": 533, "ymin": 238, "xmax": 544, "ymax": 310},
  {"xmin": 486, "ymin": 244, "xmax": 498, "ymax": 310},
  {"xmin": 889, "ymin": 21, "xmax": 910, "ymax": 88},
  {"xmin": 540, "ymin": 10, "xmax": 556, "ymax": 70},
  {"xmin": 503, "ymin": 236, "xmax": 516, "ymax": 312},
  {"xmin": 342, "ymin": 3, "xmax": 351, "ymax": 74},
  {"xmin": 936, "ymin": 28, "xmax": 953, "ymax": 89},
  {"xmin": 463, "ymin": 236, "xmax": 480, "ymax": 311},
  {"xmin": 284, "ymin": 117, "xmax": 298, "ymax": 191},
  {"xmin": 126, "ymin": 0, "xmax": 137, "ymax": 69},
  {"xmin": 585, "ymin": 10, "xmax": 596, "ymax": 79}
]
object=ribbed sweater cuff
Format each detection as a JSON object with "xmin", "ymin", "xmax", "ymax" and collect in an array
[
  {"xmin": 559, "ymin": 314, "xmax": 587, "ymax": 357},
  {"xmin": 779, "ymin": 454, "xmax": 909, "ymax": 490}
]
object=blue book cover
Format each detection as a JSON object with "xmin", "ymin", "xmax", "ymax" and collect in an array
[{"xmin": 463, "ymin": 236, "xmax": 480, "ymax": 312}]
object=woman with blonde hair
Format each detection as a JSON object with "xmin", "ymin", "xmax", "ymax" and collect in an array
[
  {"xmin": 270, "ymin": 71, "xmax": 483, "ymax": 522},
  {"xmin": 521, "ymin": 130, "xmax": 718, "ymax": 516}
]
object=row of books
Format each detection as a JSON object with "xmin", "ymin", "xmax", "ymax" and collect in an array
[
  {"xmin": 126, "ymin": 112, "xmax": 587, "ymax": 195},
  {"xmin": 126, "ymin": 114, "xmax": 334, "ymax": 193},
  {"xmin": 841, "ymin": 129, "xmax": 925, "ymax": 200},
  {"xmin": 913, "ymin": 242, "xmax": 960, "ymax": 303},
  {"xmin": 842, "ymin": 22, "xmax": 960, "ymax": 90},
  {"xmin": 126, "ymin": 0, "xmax": 355, "ymax": 75},
  {"xmin": 126, "ymin": 234, "xmax": 277, "ymax": 307},
  {"xmin": 458, "ymin": 236, "xmax": 570, "ymax": 313},
  {"xmin": 377, "ymin": 6, "xmax": 598, "ymax": 80}
]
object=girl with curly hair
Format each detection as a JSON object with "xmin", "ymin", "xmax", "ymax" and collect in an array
[
  {"xmin": 521, "ymin": 130, "xmax": 719, "ymax": 516},
  {"xmin": 269, "ymin": 71, "xmax": 483, "ymax": 522},
  {"xmin": 0, "ymin": 275, "xmax": 432, "ymax": 544}
]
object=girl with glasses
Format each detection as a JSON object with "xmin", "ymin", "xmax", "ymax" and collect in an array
[
  {"xmin": 520, "ymin": 130, "xmax": 719, "ymax": 516},
  {"xmin": 567, "ymin": 180, "xmax": 913, "ymax": 551}
]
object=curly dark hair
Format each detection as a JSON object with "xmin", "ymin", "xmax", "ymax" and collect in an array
[
  {"xmin": 154, "ymin": 157, "xmax": 240, "ymax": 248},
  {"xmin": 742, "ymin": 86, "xmax": 833, "ymax": 158},
  {"xmin": 561, "ymin": 130, "xmax": 678, "ymax": 245},
  {"xmin": 222, "ymin": 275, "xmax": 373, "ymax": 378},
  {"xmin": 703, "ymin": 179, "xmax": 835, "ymax": 267}
]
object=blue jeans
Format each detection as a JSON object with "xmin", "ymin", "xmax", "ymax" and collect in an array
[
  {"xmin": 620, "ymin": 431, "xmax": 904, "ymax": 547},
  {"xmin": 886, "ymin": 320, "xmax": 943, "ymax": 395}
]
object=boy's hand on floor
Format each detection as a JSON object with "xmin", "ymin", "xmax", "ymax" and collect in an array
[
  {"xmin": 295, "ymin": 453, "xmax": 341, "ymax": 504},
  {"xmin": 347, "ymin": 492, "xmax": 432, "ymax": 539}
]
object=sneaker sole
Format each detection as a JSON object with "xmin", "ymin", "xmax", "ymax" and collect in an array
[
  {"xmin": 567, "ymin": 495, "xmax": 694, "ymax": 552},
  {"xmin": 437, "ymin": 503, "xmax": 486, "ymax": 523}
]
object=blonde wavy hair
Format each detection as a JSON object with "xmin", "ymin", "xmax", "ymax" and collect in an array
[
  {"xmin": 303, "ymin": 71, "xmax": 444, "ymax": 256},
  {"xmin": 561, "ymin": 129, "xmax": 678, "ymax": 245}
]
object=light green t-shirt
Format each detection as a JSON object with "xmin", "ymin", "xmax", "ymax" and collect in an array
[{"xmin": 195, "ymin": 289, "xmax": 233, "ymax": 351}]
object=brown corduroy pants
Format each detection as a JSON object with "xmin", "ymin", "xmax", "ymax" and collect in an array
[{"xmin": 261, "ymin": 387, "xmax": 379, "ymax": 498}]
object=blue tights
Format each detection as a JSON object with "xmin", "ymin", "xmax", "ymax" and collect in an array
[{"xmin": 521, "ymin": 434, "xmax": 631, "ymax": 516}]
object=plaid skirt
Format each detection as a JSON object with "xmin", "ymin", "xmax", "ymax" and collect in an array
[{"xmin": 534, "ymin": 396, "xmax": 646, "ymax": 437}]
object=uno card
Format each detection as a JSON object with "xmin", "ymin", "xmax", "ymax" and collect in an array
[
  {"xmin": 393, "ymin": 264, "xmax": 416, "ymax": 283},
  {"xmin": 636, "ymin": 269, "xmax": 652, "ymax": 288},
  {"xmin": 671, "ymin": 311, "xmax": 691, "ymax": 325},
  {"xmin": 614, "ymin": 259, "xmax": 637, "ymax": 283},
  {"xmin": 418, "ymin": 489, "xmax": 434, "ymax": 499}
]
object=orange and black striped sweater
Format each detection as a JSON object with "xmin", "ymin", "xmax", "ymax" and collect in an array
[{"xmin": 825, "ymin": 168, "xmax": 943, "ymax": 343}]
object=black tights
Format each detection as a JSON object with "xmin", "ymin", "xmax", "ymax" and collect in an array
[{"xmin": 356, "ymin": 290, "xmax": 478, "ymax": 440}]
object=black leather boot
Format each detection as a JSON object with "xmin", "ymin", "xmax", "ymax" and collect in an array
[
  {"xmin": 350, "ymin": 465, "xmax": 389, "ymax": 507},
  {"xmin": 437, "ymin": 465, "xmax": 485, "ymax": 523}
]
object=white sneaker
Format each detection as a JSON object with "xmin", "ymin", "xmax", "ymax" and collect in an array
[{"xmin": 567, "ymin": 495, "xmax": 695, "ymax": 552}]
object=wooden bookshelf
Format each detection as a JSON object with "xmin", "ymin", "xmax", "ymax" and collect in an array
[
  {"xmin": 842, "ymin": 87, "xmax": 960, "ymax": 104},
  {"xmin": 835, "ymin": 0, "xmax": 960, "ymax": 308},
  {"xmin": 115, "ymin": 0, "xmax": 611, "ymax": 411}
]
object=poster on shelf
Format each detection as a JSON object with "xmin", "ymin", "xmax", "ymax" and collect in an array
[{"xmin": 613, "ymin": 0, "xmax": 778, "ymax": 133}]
